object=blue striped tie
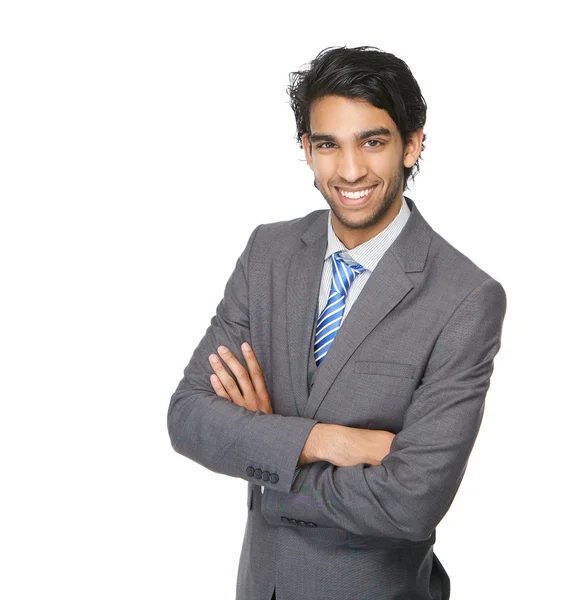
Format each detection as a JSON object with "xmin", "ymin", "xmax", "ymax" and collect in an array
[{"xmin": 314, "ymin": 251, "xmax": 366, "ymax": 366}]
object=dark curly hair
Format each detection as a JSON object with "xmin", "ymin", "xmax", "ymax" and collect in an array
[{"xmin": 287, "ymin": 45, "xmax": 427, "ymax": 191}]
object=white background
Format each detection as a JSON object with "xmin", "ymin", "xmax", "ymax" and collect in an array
[{"xmin": 1, "ymin": 1, "xmax": 567, "ymax": 598}]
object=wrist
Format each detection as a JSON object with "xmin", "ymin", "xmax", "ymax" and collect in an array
[{"xmin": 298, "ymin": 423, "xmax": 342, "ymax": 465}]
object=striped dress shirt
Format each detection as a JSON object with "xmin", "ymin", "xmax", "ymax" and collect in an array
[{"xmin": 261, "ymin": 196, "xmax": 412, "ymax": 494}]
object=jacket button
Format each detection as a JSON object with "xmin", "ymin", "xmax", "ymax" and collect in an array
[
  {"xmin": 307, "ymin": 522, "xmax": 317, "ymax": 527},
  {"xmin": 269, "ymin": 473, "xmax": 279, "ymax": 484},
  {"xmin": 280, "ymin": 517, "xmax": 289, "ymax": 523},
  {"xmin": 254, "ymin": 469, "xmax": 262, "ymax": 479},
  {"xmin": 246, "ymin": 466, "xmax": 255, "ymax": 477},
  {"xmin": 289, "ymin": 518, "xmax": 298, "ymax": 525},
  {"xmin": 261, "ymin": 471, "xmax": 270, "ymax": 481},
  {"xmin": 298, "ymin": 521, "xmax": 307, "ymax": 527}
]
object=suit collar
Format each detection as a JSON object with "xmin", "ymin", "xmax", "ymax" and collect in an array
[{"xmin": 300, "ymin": 196, "xmax": 433, "ymax": 272}]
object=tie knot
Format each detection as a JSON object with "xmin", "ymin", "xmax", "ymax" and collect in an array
[
  {"xmin": 334, "ymin": 251, "xmax": 365, "ymax": 275},
  {"xmin": 331, "ymin": 251, "xmax": 365, "ymax": 295}
]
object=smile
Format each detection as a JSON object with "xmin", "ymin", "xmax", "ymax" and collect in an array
[
  {"xmin": 338, "ymin": 186, "xmax": 375, "ymax": 199},
  {"xmin": 335, "ymin": 185, "xmax": 378, "ymax": 207},
  {"xmin": 337, "ymin": 185, "xmax": 376, "ymax": 200}
]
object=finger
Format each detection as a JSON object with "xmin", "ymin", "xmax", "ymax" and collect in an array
[
  {"xmin": 241, "ymin": 342, "xmax": 271, "ymax": 403},
  {"xmin": 210, "ymin": 374, "xmax": 231, "ymax": 400},
  {"xmin": 216, "ymin": 345, "xmax": 256, "ymax": 398},
  {"xmin": 208, "ymin": 353, "xmax": 246, "ymax": 406}
]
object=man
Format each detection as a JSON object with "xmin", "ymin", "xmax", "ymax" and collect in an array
[{"xmin": 167, "ymin": 45, "xmax": 507, "ymax": 600}]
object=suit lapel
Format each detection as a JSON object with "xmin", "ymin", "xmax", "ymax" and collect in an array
[
  {"xmin": 285, "ymin": 197, "xmax": 434, "ymax": 420},
  {"xmin": 285, "ymin": 214, "xmax": 328, "ymax": 417}
]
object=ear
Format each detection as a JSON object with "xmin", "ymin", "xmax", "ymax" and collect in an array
[
  {"xmin": 301, "ymin": 133, "xmax": 314, "ymax": 170},
  {"xmin": 403, "ymin": 128, "xmax": 424, "ymax": 169}
]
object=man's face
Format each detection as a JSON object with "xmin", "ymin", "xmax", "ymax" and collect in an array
[{"xmin": 301, "ymin": 95, "xmax": 423, "ymax": 249}]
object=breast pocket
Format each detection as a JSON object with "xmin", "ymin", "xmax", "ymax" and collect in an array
[
  {"xmin": 345, "ymin": 360, "xmax": 419, "ymax": 428},
  {"xmin": 353, "ymin": 360, "xmax": 417, "ymax": 379}
]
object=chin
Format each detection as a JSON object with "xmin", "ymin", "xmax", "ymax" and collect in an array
[{"xmin": 333, "ymin": 205, "xmax": 377, "ymax": 229}]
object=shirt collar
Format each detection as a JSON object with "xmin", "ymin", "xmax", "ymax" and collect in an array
[{"xmin": 325, "ymin": 196, "xmax": 412, "ymax": 271}]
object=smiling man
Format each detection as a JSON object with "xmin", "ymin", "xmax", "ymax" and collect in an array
[{"xmin": 168, "ymin": 46, "xmax": 507, "ymax": 600}]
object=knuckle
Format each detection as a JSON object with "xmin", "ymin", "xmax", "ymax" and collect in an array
[
  {"xmin": 236, "ymin": 370, "xmax": 250, "ymax": 384},
  {"xmin": 225, "ymin": 378, "xmax": 238, "ymax": 392}
]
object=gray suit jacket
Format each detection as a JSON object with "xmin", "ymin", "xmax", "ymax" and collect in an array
[{"xmin": 167, "ymin": 197, "xmax": 507, "ymax": 600}]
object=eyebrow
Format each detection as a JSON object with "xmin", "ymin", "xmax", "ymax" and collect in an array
[{"xmin": 308, "ymin": 127, "xmax": 393, "ymax": 144}]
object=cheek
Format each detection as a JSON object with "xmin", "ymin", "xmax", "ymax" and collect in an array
[
  {"xmin": 312, "ymin": 156, "xmax": 336, "ymax": 180},
  {"xmin": 382, "ymin": 154, "xmax": 404, "ymax": 177},
  {"xmin": 370, "ymin": 149, "xmax": 399, "ymax": 171}
]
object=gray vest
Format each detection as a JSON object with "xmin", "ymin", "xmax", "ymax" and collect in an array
[{"xmin": 307, "ymin": 303, "xmax": 321, "ymax": 395}]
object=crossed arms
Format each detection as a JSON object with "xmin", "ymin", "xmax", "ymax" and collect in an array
[{"xmin": 167, "ymin": 224, "xmax": 507, "ymax": 541}]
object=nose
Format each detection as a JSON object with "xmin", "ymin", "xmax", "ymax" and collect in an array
[{"xmin": 336, "ymin": 148, "xmax": 368, "ymax": 183}]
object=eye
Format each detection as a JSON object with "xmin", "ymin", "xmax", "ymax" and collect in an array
[
  {"xmin": 316, "ymin": 142, "xmax": 336, "ymax": 149},
  {"xmin": 365, "ymin": 139, "xmax": 384, "ymax": 148}
]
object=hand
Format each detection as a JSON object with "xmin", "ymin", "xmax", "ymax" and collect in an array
[
  {"xmin": 208, "ymin": 342, "xmax": 274, "ymax": 414},
  {"xmin": 330, "ymin": 426, "xmax": 395, "ymax": 468}
]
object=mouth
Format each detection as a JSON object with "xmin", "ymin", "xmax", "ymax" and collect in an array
[{"xmin": 335, "ymin": 184, "xmax": 378, "ymax": 207}]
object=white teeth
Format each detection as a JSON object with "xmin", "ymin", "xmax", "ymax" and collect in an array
[{"xmin": 339, "ymin": 187, "xmax": 373, "ymax": 199}]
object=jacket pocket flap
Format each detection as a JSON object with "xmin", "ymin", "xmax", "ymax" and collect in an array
[
  {"xmin": 347, "ymin": 530, "xmax": 436, "ymax": 549},
  {"xmin": 354, "ymin": 360, "xmax": 417, "ymax": 379}
]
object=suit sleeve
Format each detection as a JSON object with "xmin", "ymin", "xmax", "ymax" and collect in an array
[
  {"xmin": 167, "ymin": 224, "xmax": 320, "ymax": 494},
  {"xmin": 260, "ymin": 277, "xmax": 507, "ymax": 540}
]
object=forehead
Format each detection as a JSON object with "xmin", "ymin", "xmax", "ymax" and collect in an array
[{"xmin": 309, "ymin": 95, "xmax": 397, "ymax": 136}]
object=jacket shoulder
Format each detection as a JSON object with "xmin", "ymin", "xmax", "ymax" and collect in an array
[
  {"xmin": 253, "ymin": 209, "xmax": 327, "ymax": 250},
  {"xmin": 429, "ymin": 228, "xmax": 506, "ymax": 302}
]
